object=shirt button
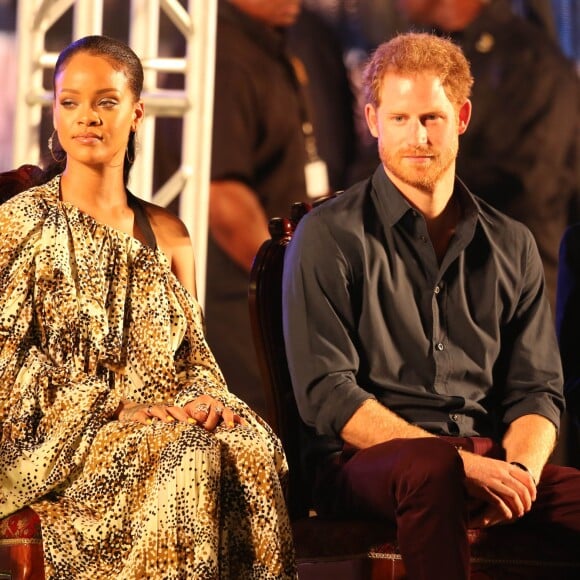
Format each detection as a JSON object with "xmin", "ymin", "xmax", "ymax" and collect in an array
[
  {"xmin": 436, "ymin": 343, "xmax": 444, "ymax": 351},
  {"xmin": 419, "ymin": 235, "xmax": 428, "ymax": 243},
  {"xmin": 434, "ymin": 286, "xmax": 440, "ymax": 294},
  {"xmin": 450, "ymin": 414, "xmax": 459, "ymax": 421}
]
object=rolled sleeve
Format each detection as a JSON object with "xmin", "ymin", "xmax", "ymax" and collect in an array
[
  {"xmin": 499, "ymin": 232, "xmax": 564, "ymax": 431},
  {"xmin": 282, "ymin": 210, "xmax": 373, "ymax": 437}
]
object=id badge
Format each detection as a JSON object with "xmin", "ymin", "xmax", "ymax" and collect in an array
[{"xmin": 305, "ymin": 159, "xmax": 330, "ymax": 199}]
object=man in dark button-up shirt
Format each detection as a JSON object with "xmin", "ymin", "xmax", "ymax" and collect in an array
[
  {"xmin": 283, "ymin": 32, "xmax": 580, "ymax": 579},
  {"xmin": 286, "ymin": 163, "xmax": 564, "ymax": 447}
]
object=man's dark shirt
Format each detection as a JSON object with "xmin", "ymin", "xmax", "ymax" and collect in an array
[
  {"xmin": 210, "ymin": 1, "xmax": 308, "ymax": 216},
  {"xmin": 282, "ymin": 166, "xmax": 564, "ymax": 463},
  {"xmin": 286, "ymin": 7, "xmax": 357, "ymax": 191}
]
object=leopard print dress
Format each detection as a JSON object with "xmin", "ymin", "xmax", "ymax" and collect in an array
[{"xmin": 0, "ymin": 176, "xmax": 296, "ymax": 579}]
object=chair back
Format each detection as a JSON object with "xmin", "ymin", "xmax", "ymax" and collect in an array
[
  {"xmin": 249, "ymin": 202, "xmax": 314, "ymax": 518},
  {"xmin": 0, "ymin": 164, "xmax": 43, "ymax": 203}
]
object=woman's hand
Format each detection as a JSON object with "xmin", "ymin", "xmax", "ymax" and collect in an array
[
  {"xmin": 117, "ymin": 397, "xmax": 245, "ymax": 432},
  {"xmin": 183, "ymin": 396, "xmax": 246, "ymax": 431},
  {"xmin": 117, "ymin": 400, "xmax": 152, "ymax": 424}
]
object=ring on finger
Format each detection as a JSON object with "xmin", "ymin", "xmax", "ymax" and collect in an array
[
  {"xmin": 195, "ymin": 403, "xmax": 210, "ymax": 414},
  {"xmin": 147, "ymin": 406, "xmax": 153, "ymax": 415}
]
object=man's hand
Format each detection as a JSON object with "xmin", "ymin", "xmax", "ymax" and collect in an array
[{"xmin": 460, "ymin": 450, "xmax": 537, "ymax": 528}]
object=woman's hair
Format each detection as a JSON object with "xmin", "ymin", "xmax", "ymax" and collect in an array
[
  {"xmin": 363, "ymin": 32, "xmax": 474, "ymax": 110},
  {"xmin": 43, "ymin": 35, "xmax": 144, "ymax": 185}
]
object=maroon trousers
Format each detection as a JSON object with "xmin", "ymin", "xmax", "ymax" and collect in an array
[{"xmin": 314, "ymin": 437, "xmax": 580, "ymax": 580}]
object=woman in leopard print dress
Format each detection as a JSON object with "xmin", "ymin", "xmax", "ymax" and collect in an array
[{"xmin": 0, "ymin": 35, "xmax": 295, "ymax": 579}]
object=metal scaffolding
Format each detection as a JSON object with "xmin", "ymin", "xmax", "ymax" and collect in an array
[{"xmin": 13, "ymin": 0, "xmax": 217, "ymax": 306}]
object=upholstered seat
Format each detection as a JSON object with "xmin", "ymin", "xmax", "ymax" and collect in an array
[
  {"xmin": 0, "ymin": 508, "xmax": 44, "ymax": 580},
  {"xmin": 248, "ymin": 200, "xmax": 580, "ymax": 580}
]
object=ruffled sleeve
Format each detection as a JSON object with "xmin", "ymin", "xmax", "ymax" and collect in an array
[{"xmin": 0, "ymin": 183, "xmax": 120, "ymax": 516}]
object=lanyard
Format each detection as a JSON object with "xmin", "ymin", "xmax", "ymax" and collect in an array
[{"xmin": 286, "ymin": 53, "xmax": 330, "ymax": 198}]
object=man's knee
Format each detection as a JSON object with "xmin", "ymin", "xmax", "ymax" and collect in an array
[
  {"xmin": 317, "ymin": 437, "xmax": 467, "ymax": 517},
  {"xmin": 388, "ymin": 438, "xmax": 466, "ymax": 500},
  {"xmin": 406, "ymin": 437, "xmax": 464, "ymax": 478},
  {"xmin": 347, "ymin": 437, "xmax": 465, "ymax": 493}
]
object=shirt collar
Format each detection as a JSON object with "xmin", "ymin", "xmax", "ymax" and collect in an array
[{"xmin": 370, "ymin": 163, "xmax": 480, "ymax": 234}]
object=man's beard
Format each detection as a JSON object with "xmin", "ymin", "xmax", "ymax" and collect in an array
[{"xmin": 381, "ymin": 141, "xmax": 457, "ymax": 193}]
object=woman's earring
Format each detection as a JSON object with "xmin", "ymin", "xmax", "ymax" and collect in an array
[
  {"xmin": 125, "ymin": 130, "xmax": 136, "ymax": 164},
  {"xmin": 48, "ymin": 130, "xmax": 66, "ymax": 163}
]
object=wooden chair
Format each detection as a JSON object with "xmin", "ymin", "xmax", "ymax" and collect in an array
[
  {"xmin": 0, "ymin": 165, "xmax": 46, "ymax": 580},
  {"xmin": 248, "ymin": 200, "xmax": 580, "ymax": 580},
  {"xmin": 0, "ymin": 164, "xmax": 43, "ymax": 204},
  {"xmin": 0, "ymin": 508, "xmax": 44, "ymax": 580}
]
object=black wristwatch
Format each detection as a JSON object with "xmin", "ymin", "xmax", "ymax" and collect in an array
[{"xmin": 510, "ymin": 461, "xmax": 537, "ymax": 485}]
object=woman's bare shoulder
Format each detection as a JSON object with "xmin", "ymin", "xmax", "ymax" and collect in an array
[
  {"xmin": 140, "ymin": 200, "xmax": 197, "ymax": 296},
  {"xmin": 141, "ymin": 200, "xmax": 190, "ymax": 243}
]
